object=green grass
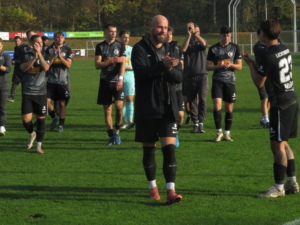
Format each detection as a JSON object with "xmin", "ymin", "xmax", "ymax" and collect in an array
[{"xmin": 1, "ymin": 56, "xmax": 300, "ymax": 225}]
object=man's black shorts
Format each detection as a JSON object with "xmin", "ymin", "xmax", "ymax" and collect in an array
[
  {"xmin": 269, "ymin": 102, "xmax": 298, "ymax": 141},
  {"xmin": 97, "ymin": 79, "xmax": 124, "ymax": 105},
  {"xmin": 47, "ymin": 83, "xmax": 70, "ymax": 102},
  {"xmin": 22, "ymin": 94, "xmax": 47, "ymax": 116},
  {"xmin": 135, "ymin": 114, "xmax": 177, "ymax": 143},
  {"xmin": 211, "ymin": 79, "xmax": 236, "ymax": 103}
]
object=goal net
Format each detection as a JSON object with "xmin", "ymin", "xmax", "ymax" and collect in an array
[{"xmin": 86, "ymin": 40, "xmax": 104, "ymax": 57}]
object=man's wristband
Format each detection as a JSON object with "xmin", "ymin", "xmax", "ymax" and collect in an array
[{"xmin": 118, "ymin": 76, "xmax": 124, "ymax": 80}]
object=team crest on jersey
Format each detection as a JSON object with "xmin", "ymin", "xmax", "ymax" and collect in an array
[
  {"xmin": 228, "ymin": 52, "xmax": 233, "ymax": 57},
  {"xmin": 0, "ymin": 56, "xmax": 3, "ymax": 60},
  {"xmin": 114, "ymin": 49, "xmax": 119, "ymax": 55},
  {"xmin": 61, "ymin": 52, "xmax": 66, "ymax": 57}
]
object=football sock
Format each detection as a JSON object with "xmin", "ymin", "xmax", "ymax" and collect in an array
[
  {"xmin": 166, "ymin": 182, "xmax": 175, "ymax": 190},
  {"xmin": 114, "ymin": 123, "xmax": 121, "ymax": 134},
  {"xmin": 273, "ymin": 162, "xmax": 286, "ymax": 185},
  {"xmin": 122, "ymin": 104, "xmax": 127, "ymax": 122},
  {"xmin": 263, "ymin": 115, "xmax": 269, "ymax": 122},
  {"xmin": 286, "ymin": 159, "xmax": 296, "ymax": 177},
  {"xmin": 49, "ymin": 110, "xmax": 56, "ymax": 119},
  {"xmin": 37, "ymin": 142, "xmax": 42, "ymax": 148},
  {"xmin": 143, "ymin": 146, "xmax": 156, "ymax": 182},
  {"xmin": 288, "ymin": 176, "xmax": 297, "ymax": 183},
  {"xmin": 213, "ymin": 110, "xmax": 222, "ymax": 130},
  {"xmin": 224, "ymin": 130, "xmax": 230, "ymax": 135},
  {"xmin": 23, "ymin": 121, "xmax": 34, "ymax": 134},
  {"xmin": 274, "ymin": 183, "xmax": 284, "ymax": 191},
  {"xmin": 162, "ymin": 144, "xmax": 177, "ymax": 183},
  {"xmin": 126, "ymin": 101, "xmax": 134, "ymax": 122},
  {"xmin": 107, "ymin": 129, "xmax": 114, "ymax": 138},
  {"xmin": 59, "ymin": 118, "xmax": 65, "ymax": 127},
  {"xmin": 225, "ymin": 112, "xmax": 233, "ymax": 131},
  {"xmin": 36, "ymin": 118, "xmax": 45, "ymax": 142},
  {"xmin": 148, "ymin": 180, "xmax": 157, "ymax": 189}
]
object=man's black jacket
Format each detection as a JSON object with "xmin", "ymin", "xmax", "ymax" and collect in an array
[{"xmin": 132, "ymin": 36, "xmax": 183, "ymax": 122}]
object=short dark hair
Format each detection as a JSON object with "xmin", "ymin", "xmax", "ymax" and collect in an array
[
  {"xmin": 119, "ymin": 30, "xmax": 130, "ymax": 37},
  {"xmin": 260, "ymin": 19, "xmax": 281, "ymax": 40},
  {"xmin": 54, "ymin": 32, "xmax": 64, "ymax": 38},
  {"xmin": 26, "ymin": 30, "xmax": 34, "ymax": 37},
  {"xmin": 30, "ymin": 34, "xmax": 40, "ymax": 43},
  {"xmin": 42, "ymin": 36, "xmax": 48, "ymax": 41},
  {"xmin": 104, "ymin": 24, "xmax": 116, "ymax": 30},
  {"xmin": 14, "ymin": 36, "xmax": 21, "ymax": 40},
  {"xmin": 220, "ymin": 26, "xmax": 232, "ymax": 34}
]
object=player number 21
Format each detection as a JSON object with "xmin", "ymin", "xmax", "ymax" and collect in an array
[{"xmin": 279, "ymin": 55, "xmax": 292, "ymax": 84}]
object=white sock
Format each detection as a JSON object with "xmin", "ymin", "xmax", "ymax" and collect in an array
[
  {"xmin": 263, "ymin": 115, "xmax": 269, "ymax": 122},
  {"xmin": 166, "ymin": 182, "xmax": 175, "ymax": 190},
  {"xmin": 288, "ymin": 176, "xmax": 297, "ymax": 183},
  {"xmin": 224, "ymin": 130, "xmax": 230, "ymax": 135},
  {"xmin": 148, "ymin": 180, "xmax": 157, "ymax": 189},
  {"xmin": 217, "ymin": 129, "xmax": 222, "ymax": 132},
  {"xmin": 274, "ymin": 183, "xmax": 284, "ymax": 191}
]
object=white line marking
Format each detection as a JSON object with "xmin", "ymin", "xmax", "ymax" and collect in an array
[{"xmin": 283, "ymin": 218, "xmax": 300, "ymax": 225}]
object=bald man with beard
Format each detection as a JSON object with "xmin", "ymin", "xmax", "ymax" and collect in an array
[{"xmin": 132, "ymin": 15, "xmax": 183, "ymax": 204}]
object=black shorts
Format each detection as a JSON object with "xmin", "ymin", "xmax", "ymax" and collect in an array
[
  {"xmin": 97, "ymin": 79, "xmax": 124, "ymax": 105},
  {"xmin": 211, "ymin": 79, "xmax": 236, "ymax": 103},
  {"xmin": 269, "ymin": 102, "xmax": 298, "ymax": 141},
  {"xmin": 22, "ymin": 94, "xmax": 47, "ymax": 116},
  {"xmin": 47, "ymin": 83, "xmax": 70, "ymax": 102},
  {"xmin": 257, "ymin": 86, "xmax": 268, "ymax": 100},
  {"xmin": 135, "ymin": 114, "xmax": 177, "ymax": 143},
  {"xmin": 176, "ymin": 89, "xmax": 184, "ymax": 111}
]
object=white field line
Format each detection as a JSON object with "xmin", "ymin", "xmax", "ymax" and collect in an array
[{"xmin": 283, "ymin": 218, "xmax": 300, "ymax": 225}]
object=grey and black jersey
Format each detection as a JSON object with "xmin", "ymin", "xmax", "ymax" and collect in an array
[
  {"xmin": 184, "ymin": 40, "xmax": 207, "ymax": 77},
  {"xmin": 207, "ymin": 42, "xmax": 242, "ymax": 83},
  {"xmin": 95, "ymin": 40, "xmax": 126, "ymax": 82},
  {"xmin": 257, "ymin": 43, "xmax": 297, "ymax": 107},
  {"xmin": 21, "ymin": 47, "xmax": 49, "ymax": 95},
  {"xmin": 46, "ymin": 43, "xmax": 73, "ymax": 85},
  {"xmin": 0, "ymin": 52, "xmax": 12, "ymax": 90}
]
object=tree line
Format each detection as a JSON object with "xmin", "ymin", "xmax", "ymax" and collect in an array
[{"xmin": 0, "ymin": 0, "xmax": 298, "ymax": 35}]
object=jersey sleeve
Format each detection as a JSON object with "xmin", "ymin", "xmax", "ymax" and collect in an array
[
  {"xmin": 66, "ymin": 47, "xmax": 74, "ymax": 60},
  {"xmin": 206, "ymin": 47, "xmax": 214, "ymax": 62},
  {"xmin": 234, "ymin": 45, "xmax": 242, "ymax": 60},
  {"xmin": 257, "ymin": 57, "xmax": 268, "ymax": 77},
  {"xmin": 95, "ymin": 44, "xmax": 102, "ymax": 57}
]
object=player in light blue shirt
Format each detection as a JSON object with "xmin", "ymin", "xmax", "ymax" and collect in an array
[{"xmin": 119, "ymin": 30, "xmax": 135, "ymax": 129}]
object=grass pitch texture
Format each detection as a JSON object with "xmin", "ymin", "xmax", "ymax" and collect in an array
[{"xmin": 1, "ymin": 57, "xmax": 300, "ymax": 225}]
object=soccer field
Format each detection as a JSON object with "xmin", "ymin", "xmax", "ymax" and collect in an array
[{"xmin": 1, "ymin": 56, "xmax": 300, "ymax": 225}]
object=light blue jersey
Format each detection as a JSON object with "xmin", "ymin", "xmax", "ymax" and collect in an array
[{"xmin": 124, "ymin": 46, "xmax": 135, "ymax": 96}]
